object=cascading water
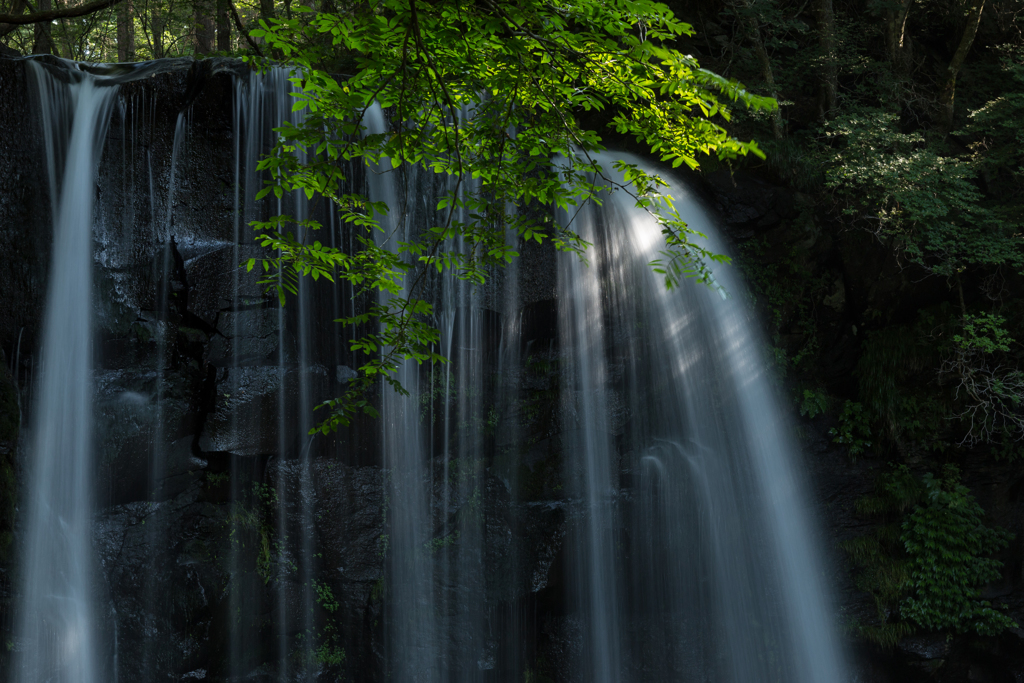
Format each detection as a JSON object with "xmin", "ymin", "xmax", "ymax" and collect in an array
[
  {"xmin": 559, "ymin": 183, "xmax": 623, "ymax": 683},
  {"xmin": 558, "ymin": 151, "xmax": 848, "ymax": 682},
  {"xmin": 365, "ymin": 102, "xmax": 505, "ymax": 680},
  {"xmin": 227, "ymin": 65, "xmax": 321, "ymax": 680},
  {"xmin": 16, "ymin": 60, "xmax": 119, "ymax": 683},
  {"xmin": 363, "ymin": 104, "xmax": 440, "ymax": 682},
  {"xmin": 7, "ymin": 57, "xmax": 852, "ymax": 683},
  {"xmin": 437, "ymin": 192, "xmax": 489, "ymax": 682}
]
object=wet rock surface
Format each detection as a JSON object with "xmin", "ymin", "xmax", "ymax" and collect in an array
[{"xmin": 0, "ymin": 57, "xmax": 50, "ymax": 374}]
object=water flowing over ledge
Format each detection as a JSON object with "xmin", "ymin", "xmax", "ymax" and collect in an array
[
  {"xmin": 557, "ymin": 152, "xmax": 847, "ymax": 682},
  {"xmin": 16, "ymin": 59, "xmax": 119, "ymax": 683},
  {"xmin": 8, "ymin": 57, "xmax": 849, "ymax": 682}
]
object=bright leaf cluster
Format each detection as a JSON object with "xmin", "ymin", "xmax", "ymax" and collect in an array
[{"xmin": 245, "ymin": 0, "xmax": 775, "ymax": 431}]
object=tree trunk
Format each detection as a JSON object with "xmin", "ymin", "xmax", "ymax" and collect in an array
[
  {"xmin": 117, "ymin": 0, "xmax": 134, "ymax": 61},
  {"xmin": 151, "ymin": 6, "xmax": 164, "ymax": 58},
  {"xmin": 59, "ymin": 17, "xmax": 73, "ymax": 57},
  {"xmin": 194, "ymin": 0, "xmax": 214, "ymax": 54},
  {"xmin": 937, "ymin": 0, "xmax": 985, "ymax": 132},
  {"xmin": 216, "ymin": 0, "xmax": 230, "ymax": 51},
  {"xmin": 32, "ymin": 0, "xmax": 52, "ymax": 53},
  {"xmin": 259, "ymin": 0, "xmax": 272, "ymax": 23},
  {"xmin": 816, "ymin": 0, "xmax": 838, "ymax": 117},
  {"xmin": 884, "ymin": 0, "xmax": 913, "ymax": 67},
  {"xmin": 741, "ymin": 4, "xmax": 783, "ymax": 139}
]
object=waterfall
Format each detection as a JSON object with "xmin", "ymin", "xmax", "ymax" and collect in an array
[
  {"xmin": 363, "ymin": 103, "xmax": 440, "ymax": 682},
  {"xmin": 559, "ymin": 170, "xmax": 623, "ymax": 683},
  {"xmin": 16, "ymin": 61, "xmax": 119, "ymax": 683},
  {"xmin": 557, "ymin": 151, "xmax": 847, "ymax": 682},
  {"xmin": 227, "ymin": 65, "xmax": 321, "ymax": 680},
  {"xmin": 8, "ymin": 60, "xmax": 850, "ymax": 682},
  {"xmin": 364, "ymin": 102, "xmax": 508, "ymax": 680},
  {"xmin": 437, "ymin": 180, "xmax": 489, "ymax": 681}
]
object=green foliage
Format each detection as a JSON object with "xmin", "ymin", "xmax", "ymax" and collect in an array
[
  {"xmin": 301, "ymin": 580, "xmax": 346, "ymax": 668},
  {"xmin": 229, "ymin": 482, "xmax": 279, "ymax": 583},
  {"xmin": 958, "ymin": 46, "xmax": 1024, "ymax": 221},
  {"xmin": 426, "ymin": 530, "xmax": 460, "ymax": 554},
  {"xmin": 857, "ymin": 325, "xmax": 930, "ymax": 425},
  {"xmin": 315, "ymin": 638, "xmax": 346, "ymax": 667},
  {"xmin": 942, "ymin": 312, "xmax": 1024, "ymax": 448},
  {"xmin": 829, "ymin": 400, "xmax": 872, "ymax": 457},
  {"xmin": 854, "ymin": 319, "xmax": 953, "ymax": 452},
  {"xmin": 822, "ymin": 110, "xmax": 1024, "ymax": 278},
  {"xmin": 313, "ymin": 579, "xmax": 340, "ymax": 613},
  {"xmin": 953, "ymin": 313, "xmax": 1014, "ymax": 355},
  {"xmin": 738, "ymin": 236, "xmax": 827, "ymax": 373},
  {"xmin": 799, "ymin": 388, "xmax": 829, "ymax": 418},
  {"xmin": 205, "ymin": 471, "xmax": 229, "ymax": 488},
  {"xmin": 839, "ymin": 307, "xmax": 1021, "ymax": 455},
  {"xmin": 243, "ymin": 0, "xmax": 774, "ymax": 431},
  {"xmin": 900, "ymin": 466, "xmax": 1016, "ymax": 635},
  {"xmin": 843, "ymin": 465, "xmax": 1015, "ymax": 645}
]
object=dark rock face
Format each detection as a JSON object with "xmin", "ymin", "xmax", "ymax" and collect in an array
[
  {"xmin": 311, "ymin": 461, "xmax": 386, "ymax": 678},
  {"xmin": 94, "ymin": 483, "xmax": 232, "ymax": 680},
  {"xmin": 0, "ymin": 58, "xmax": 50, "ymax": 381},
  {"xmin": 0, "ymin": 360, "xmax": 18, "ymax": 677}
]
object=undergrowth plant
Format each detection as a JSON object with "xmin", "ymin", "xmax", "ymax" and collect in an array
[
  {"xmin": 900, "ymin": 466, "xmax": 1015, "ymax": 635},
  {"xmin": 843, "ymin": 464, "xmax": 1015, "ymax": 646},
  {"xmin": 829, "ymin": 400, "xmax": 872, "ymax": 458},
  {"xmin": 941, "ymin": 313, "xmax": 1024, "ymax": 448},
  {"xmin": 228, "ymin": 482, "xmax": 280, "ymax": 583},
  {"xmin": 310, "ymin": 580, "xmax": 346, "ymax": 668},
  {"xmin": 799, "ymin": 388, "xmax": 829, "ymax": 418},
  {"xmin": 854, "ymin": 313, "xmax": 953, "ymax": 454}
]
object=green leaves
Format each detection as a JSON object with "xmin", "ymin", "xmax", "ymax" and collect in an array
[
  {"xmin": 799, "ymin": 388, "xmax": 829, "ymax": 418},
  {"xmin": 243, "ymin": 0, "xmax": 773, "ymax": 431},
  {"xmin": 953, "ymin": 313, "xmax": 1015, "ymax": 355},
  {"xmin": 844, "ymin": 465, "xmax": 1016, "ymax": 642},
  {"xmin": 899, "ymin": 466, "xmax": 1016, "ymax": 636},
  {"xmin": 829, "ymin": 400, "xmax": 873, "ymax": 458},
  {"xmin": 821, "ymin": 109, "xmax": 1024, "ymax": 278}
]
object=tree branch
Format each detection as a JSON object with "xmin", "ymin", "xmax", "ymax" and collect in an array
[
  {"xmin": 0, "ymin": 0, "xmax": 121, "ymax": 25},
  {"xmin": 936, "ymin": 0, "xmax": 985, "ymax": 132},
  {"xmin": 227, "ymin": 0, "xmax": 262, "ymax": 57}
]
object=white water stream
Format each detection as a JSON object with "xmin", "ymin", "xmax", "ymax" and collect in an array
[
  {"xmin": 16, "ymin": 61, "xmax": 119, "ymax": 683},
  {"xmin": 558, "ymin": 152, "xmax": 847, "ymax": 682}
]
